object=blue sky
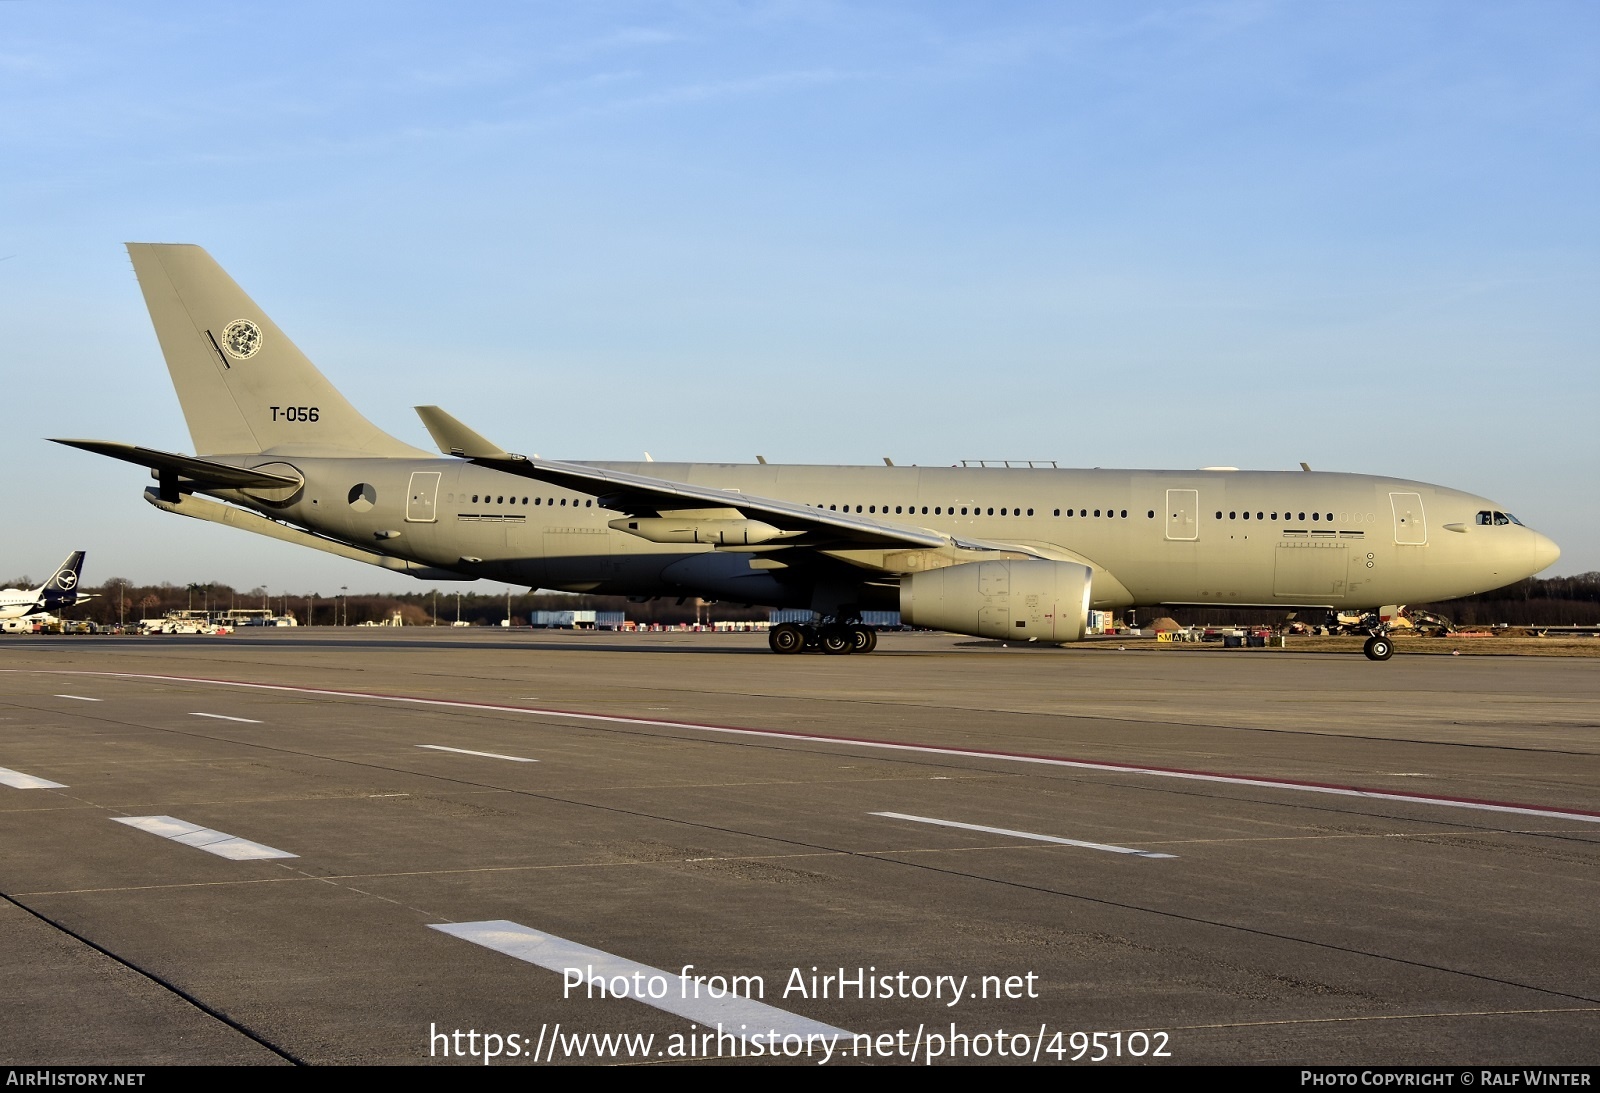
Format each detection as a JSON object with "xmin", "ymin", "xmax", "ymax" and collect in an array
[{"xmin": 3, "ymin": 1, "xmax": 1596, "ymax": 592}]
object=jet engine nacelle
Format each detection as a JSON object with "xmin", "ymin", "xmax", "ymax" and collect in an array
[{"xmin": 899, "ymin": 560, "xmax": 1092, "ymax": 643}]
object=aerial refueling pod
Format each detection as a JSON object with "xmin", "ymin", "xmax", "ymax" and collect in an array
[
  {"xmin": 899, "ymin": 560, "xmax": 1092, "ymax": 643},
  {"xmin": 608, "ymin": 517, "xmax": 802, "ymax": 547}
]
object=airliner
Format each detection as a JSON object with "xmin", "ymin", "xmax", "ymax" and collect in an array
[
  {"xmin": 0, "ymin": 552, "xmax": 92, "ymax": 621},
  {"xmin": 54, "ymin": 245, "xmax": 1560, "ymax": 659}
]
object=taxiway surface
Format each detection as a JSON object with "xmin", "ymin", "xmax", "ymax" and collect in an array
[{"xmin": 2, "ymin": 631, "xmax": 1596, "ymax": 1065}]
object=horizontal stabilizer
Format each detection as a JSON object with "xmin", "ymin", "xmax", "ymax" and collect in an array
[
  {"xmin": 414, "ymin": 406, "xmax": 518, "ymax": 461},
  {"xmin": 50, "ymin": 439, "xmax": 303, "ymax": 490}
]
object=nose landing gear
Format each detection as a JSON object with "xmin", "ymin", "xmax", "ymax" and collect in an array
[{"xmin": 1362, "ymin": 633, "xmax": 1394, "ymax": 661}]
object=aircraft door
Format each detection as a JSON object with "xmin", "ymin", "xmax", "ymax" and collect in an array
[
  {"xmin": 1165, "ymin": 489, "xmax": 1199, "ymax": 541},
  {"xmin": 1389, "ymin": 492, "xmax": 1426, "ymax": 544},
  {"xmin": 406, "ymin": 471, "xmax": 441, "ymax": 523}
]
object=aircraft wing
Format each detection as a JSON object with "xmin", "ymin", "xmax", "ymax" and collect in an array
[
  {"xmin": 415, "ymin": 406, "xmax": 1036, "ymax": 556},
  {"xmin": 49, "ymin": 440, "xmax": 303, "ymax": 491}
]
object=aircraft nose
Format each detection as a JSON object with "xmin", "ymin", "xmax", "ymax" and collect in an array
[{"xmin": 1532, "ymin": 531, "xmax": 1561, "ymax": 574}]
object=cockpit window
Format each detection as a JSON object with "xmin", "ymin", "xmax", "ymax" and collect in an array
[
  {"xmin": 1506, "ymin": 513, "xmax": 1523, "ymax": 526},
  {"xmin": 1494, "ymin": 512, "xmax": 1510, "ymax": 525},
  {"xmin": 1477, "ymin": 511, "xmax": 1492, "ymax": 525}
]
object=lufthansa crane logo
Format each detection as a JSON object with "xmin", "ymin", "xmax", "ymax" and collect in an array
[
  {"xmin": 222, "ymin": 319, "xmax": 263, "ymax": 359},
  {"xmin": 56, "ymin": 571, "xmax": 78, "ymax": 590}
]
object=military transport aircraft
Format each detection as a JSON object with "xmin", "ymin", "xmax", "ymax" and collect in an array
[
  {"xmin": 54, "ymin": 245, "xmax": 1560, "ymax": 660},
  {"xmin": 0, "ymin": 552, "xmax": 93, "ymax": 621}
]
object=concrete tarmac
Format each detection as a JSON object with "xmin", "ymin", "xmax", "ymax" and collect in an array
[{"xmin": 1, "ymin": 630, "xmax": 1596, "ymax": 1066}]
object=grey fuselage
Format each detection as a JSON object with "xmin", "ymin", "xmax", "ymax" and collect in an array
[{"xmin": 206, "ymin": 458, "xmax": 1559, "ymax": 612}]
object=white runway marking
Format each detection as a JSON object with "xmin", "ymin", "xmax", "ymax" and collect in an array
[
  {"xmin": 54, "ymin": 695, "xmax": 101, "ymax": 702},
  {"xmin": 21, "ymin": 670, "xmax": 1600, "ymax": 827},
  {"xmin": 416, "ymin": 745, "xmax": 537, "ymax": 763},
  {"xmin": 0, "ymin": 766, "xmax": 66, "ymax": 790},
  {"xmin": 190, "ymin": 712, "xmax": 261, "ymax": 723},
  {"xmin": 871, "ymin": 812, "xmax": 1178, "ymax": 858},
  {"xmin": 112, "ymin": 815, "xmax": 297, "ymax": 860},
  {"xmin": 431, "ymin": 920, "xmax": 852, "ymax": 1039}
]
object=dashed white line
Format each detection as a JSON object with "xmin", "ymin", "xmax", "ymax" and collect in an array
[
  {"xmin": 19, "ymin": 670, "xmax": 1600, "ymax": 827},
  {"xmin": 431, "ymin": 920, "xmax": 852, "ymax": 1038},
  {"xmin": 0, "ymin": 766, "xmax": 67, "ymax": 790},
  {"xmin": 871, "ymin": 812, "xmax": 1178, "ymax": 858},
  {"xmin": 415, "ymin": 745, "xmax": 537, "ymax": 763},
  {"xmin": 54, "ymin": 694, "xmax": 101, "ymax": 702},
  {"xmin": 112, "ymin": 815, "xmax": 297, "ymax": 860},
  {"xmin": 189, "ymin": 712, "xmax": 262, "ymax": 723}
]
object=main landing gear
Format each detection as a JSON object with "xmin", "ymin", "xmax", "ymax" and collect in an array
[
  {"xmin": 1362, "ymin": 634, "xmax": 1394, "ymax": 661},
  {"xmin": 768, "ymin": 621, "xmax": 878, "ymax": 655}
]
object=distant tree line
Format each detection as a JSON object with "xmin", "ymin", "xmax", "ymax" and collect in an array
[
  {"xmin": 15, "ymin": 579, "xmax": 768, "ymax": 628},
  {"xmin": 1132, "ymin": 572, "xmax": 1600, "ymax": 628},
  {"xmin": 14, "ymin": 572, "xmax": 1596, "ymax": 630}
]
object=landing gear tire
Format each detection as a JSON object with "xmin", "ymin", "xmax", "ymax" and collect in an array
[
  {"xmin": 820, "ymin": 626, "xmax": 854, "ymax": 655},
  {"xmin": 1363, "ymin": 635, "xmax": 1394, "ymax": 661},
  {"xmin": 769, "ymin": 623, "xmax": 807, "ymax": 655},
  {"xmin": 848, "ymin": 625, "xmax": 877, "ymax": 654}
]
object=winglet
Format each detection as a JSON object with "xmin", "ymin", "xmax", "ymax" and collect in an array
[{"xmin": 414, "ymin": 406, "xmax": 519, "ymax": 461}]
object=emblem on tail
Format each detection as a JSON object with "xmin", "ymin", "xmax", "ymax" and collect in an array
[{"xmin": 221, "ymin": 319, "xmax": 262, "ymax": 359}]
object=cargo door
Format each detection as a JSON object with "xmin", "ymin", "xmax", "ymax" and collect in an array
[
  {"xmin": 1165, "ymin": 489, "xmax": 1199, "ymax": 541},
  {"xmin": 1273, "ymin": 541, "xmax": 1349, "ymax": 601},
  {"xmin": 1389, "ymin": 492, "xmax": 1427, "ymax": 544},
  {"xmin": 542, "ymin": 527, "xmax": 612, "ymax": 590},
  {"xmin": 405, "ymin": 471, "xmax": 441, "ymax": 523}
]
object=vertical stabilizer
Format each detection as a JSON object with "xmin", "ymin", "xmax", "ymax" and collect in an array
[
  {"xmin": 126, "ymin": 244, "xmax": 426, "ymax": 458},
  {"xmin": 39, "ymin": 551, "xmax": 86, "ymax": 597}
]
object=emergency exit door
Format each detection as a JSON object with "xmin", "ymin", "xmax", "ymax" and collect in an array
[
  {"xmin": 406, "ymin": 471, "xmax": 441, "ymax": 523},
  {"xmin": 1389, "ymin": 492, "xmax": 1426, "ymax": 544},
  {"xmin": 1166, "ymin": 489, "xmax": 1199, "ymax": 540}
]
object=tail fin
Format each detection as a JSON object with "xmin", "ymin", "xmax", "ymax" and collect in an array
[
  {"xmin": 39, "ymin": 551, "xmax": 85, "ymax": 601},
  {"xmin": 126, "ymin": 244, "xmax": 426, "ymax": 458}
]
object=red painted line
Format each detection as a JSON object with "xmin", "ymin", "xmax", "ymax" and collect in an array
[{"xmin": 12, "ymin": 668, "xmax": 1600, "ymax": 825}]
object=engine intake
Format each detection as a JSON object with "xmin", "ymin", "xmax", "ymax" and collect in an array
[{"xmin": 900, "ymin": 560, "xmax": 1092, "ymax": 642}]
